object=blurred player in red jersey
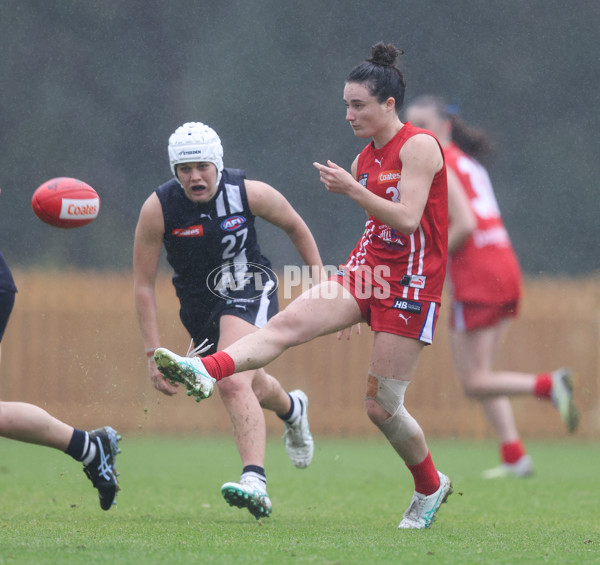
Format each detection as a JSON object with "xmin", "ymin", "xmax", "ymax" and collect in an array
[
  {"xmin": 154, "ymin": 43, "xmax": 453, "ymax": 529},
  {"xmin": 0, "ymin": 189, "xmax": 121, "ymax": 509},
  {"xmin": 405, "ymin": 95, "xmax": 579, "ymax": 478}
]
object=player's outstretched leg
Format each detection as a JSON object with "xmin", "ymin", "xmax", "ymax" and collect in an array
[
  {"xmin": 551, "ymin": 368, "xmax": 579, "ymax": 433},
  {"xmin": 154, "ymin": 347, "xmax": 216, "ymax": 401},
  {"xmin": 221, "ymin": 473, "xmax": 272, "ymax": 520},
  {"xmin": 83, "ymin": 426, "xmax": 121, "ymax": 510},
  {"xmin": 398, "ymin": 471, "xmax": 453, "ymax": 529},
  {"xmin": 282, "ymin": 390, "xmax": 314, "ymax": 468}
]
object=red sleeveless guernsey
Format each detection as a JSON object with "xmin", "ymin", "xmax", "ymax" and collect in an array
[
  {"xmin": 445, "ymin": 143, "xmax": 521, "ymax": 304},
  {"xmin": 344, "ymin": 123, "xmax": 448, "ymax": 304}
]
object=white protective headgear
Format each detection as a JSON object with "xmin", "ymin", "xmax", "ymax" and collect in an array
[{"xmin": 168, "ymin": 122, "xmax": 224, "ymax": 186}]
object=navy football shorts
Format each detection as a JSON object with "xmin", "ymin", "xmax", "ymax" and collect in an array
[{"xmin": 179, "ymin": 287, "xmax": 279, "ymax": 355}]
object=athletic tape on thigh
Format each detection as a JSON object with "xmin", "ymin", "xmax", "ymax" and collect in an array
[{"xmin": 367, "ymin": 372, "xmax": 420, "ymax": 443}]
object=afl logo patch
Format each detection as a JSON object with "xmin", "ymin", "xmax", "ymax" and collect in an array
[{"xmin": 221, "ymin": 215, "xmax": 246, "ymax": 231}]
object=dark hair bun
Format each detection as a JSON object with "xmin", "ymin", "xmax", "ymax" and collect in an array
[{"xmin": 367, "ymin": 42, "xmax": 404, "ymax": 67}]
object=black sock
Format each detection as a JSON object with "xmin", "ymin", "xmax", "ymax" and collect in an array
[
  {"xmin": 278, "ymin": 393, "xmax": 300, "ymax": 422},
  {"xmin": 65, "ymin": 429, "xmax": 89, "ymax": 462},
  {"xmin": 242, "ymin": 465, "xmax": 266, "ymax": 486}
]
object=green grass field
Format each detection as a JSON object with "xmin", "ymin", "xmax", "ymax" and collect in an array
[{"xmin": 0, "ymin": 436, "xmax": 598, "ymax": 564}]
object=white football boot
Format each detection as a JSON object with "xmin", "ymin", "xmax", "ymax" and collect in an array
[
  {"xmin": 550, "ymin": 368, "xmax": 579, "ymax": 433},
  {"xmin": 398, "ymin": 471, "xmax": 453, "ymax": 529},
  {"xmin": 154, "ymin": 346, "xmax": 215, "ymax": 401},
  {"xmin": 283, "ymin": 390, "xmax": 314, "ymax": 468},
  {"xmin": 221, "ymin": 476, "xmax": 272, "ymax": 520},
  {"xmin": 482, "ymin": 454, "xmax": 534, "ymax": 479}
]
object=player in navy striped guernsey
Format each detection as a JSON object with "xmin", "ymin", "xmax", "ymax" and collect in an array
[{"xmin": 134, "ymin": 122, "xmax": 323, "ymax": 519}]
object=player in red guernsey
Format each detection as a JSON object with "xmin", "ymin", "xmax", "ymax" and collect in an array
[
  {"xmin": 406, "ymin": 95, "xmax": 579, "ymax": 478},
  {"xmin": 154, "ymin": 43, "xmax": 453, "ymax": 529},
  {"xmin": 342, "ymin": 121, "xmax": 448, "ymax": 340}
]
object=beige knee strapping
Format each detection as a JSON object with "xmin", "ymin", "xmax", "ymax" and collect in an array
[{"xmin": 367, "ymin": 373, "xmax": 421, "ymax": 443}]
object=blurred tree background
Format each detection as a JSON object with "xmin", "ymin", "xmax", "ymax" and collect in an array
[{"xmin": 0, "ymin": 0, "xmax": 598, "ymax": 275}]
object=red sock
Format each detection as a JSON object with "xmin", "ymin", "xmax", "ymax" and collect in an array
[
  {"xmin": 406, "ymin": 452, "xmax": 440, "ymax": 496},
  {"xmin": 501, "ymin": 440, "xmax": 526, "ymax": 464},
  {"xmin": 534, "ymin": 373, "xmax": 552, "ymax": 399},
  {"xmin": 201, "ymin": 351, "xmax": 236, "ymax": 381}
]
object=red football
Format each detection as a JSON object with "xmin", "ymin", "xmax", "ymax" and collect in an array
[{"xmin": 32, "ymin": 177, "xmax": 100, "ymax": 228}]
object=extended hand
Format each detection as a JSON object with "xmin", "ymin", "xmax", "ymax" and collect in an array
[
  {"xmin": 313, "ymin": 160, "xmax": 357, "ymax": 196},
  {"xmin": 149, "ymin": 359, "xmax": 179, "ymax": 396},
  {"xmin": 337, "ymin": 322, "xmax": 362, "ymax": 341}
]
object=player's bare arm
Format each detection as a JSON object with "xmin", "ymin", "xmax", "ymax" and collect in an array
[
  {"xmin": 133, "ymin": 194, "xmax": 179, "ymax": 396},
  {"xmin": 246, "ymin": 180, "xmax": 323, "ymax": 275},
  {"xmin": 315, "ymin": 134, "xmax": 441, "ymax": 235},
  {"xmin": 446, "ymin": 167, "xmax": 476, "ymax": 254}
]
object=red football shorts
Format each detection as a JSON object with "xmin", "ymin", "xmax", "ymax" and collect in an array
[
  {"xmin": 331, "ymin": 271, "xmax": 440, "ymax": 344},
  {"xmin": 450, "ymin": 300, "xmax": 520, "ymax": 332}
]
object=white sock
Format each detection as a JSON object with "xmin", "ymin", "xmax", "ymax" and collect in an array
[
  {"xmin": 82, "ymin": 440, "xmax": 97, "ymax": 467},
  {"xmin": 286, "ymin": 393, "xmax": 303, "ymax": 423}
]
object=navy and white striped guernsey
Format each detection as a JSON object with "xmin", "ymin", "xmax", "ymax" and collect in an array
[{"xmin": 156, "ymin": 168, "xmax": 272, "ymax": 301}]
